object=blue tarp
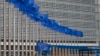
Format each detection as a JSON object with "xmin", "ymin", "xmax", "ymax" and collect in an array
[{"xmin": 6, "ymin": 0, "xmax": 83, "ymax": 37}]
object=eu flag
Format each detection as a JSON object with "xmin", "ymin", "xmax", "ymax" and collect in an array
[
  {"xmin": 36, "ymin": 42, "xmax": 51, "ymax": 54},
  {"xmin": 19, "ymin": 0, "xmax": 34, "ymax": 5},
  {"xmin": 96, "ymin": 54, "xmax": 100, "ymax": 56},
  {"xmin": 7, "ymin": 0, "xmax": 84, "ymax": 37}
]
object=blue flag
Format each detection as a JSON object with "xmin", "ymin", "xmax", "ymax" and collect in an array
[
  {"xmin": 7, "ymin": 0, "xmax": 84, "ymax": 37},
  {"xmin": 36, "ymin": 42, "xmax": 51, "ymax": 53},
  {"xmin": 96, "ymin": 54, "xmax": 100, "ymax": 56},
  {"xmin": 19, "ymin": 0, "xmax": 34, "ymax": 5}
]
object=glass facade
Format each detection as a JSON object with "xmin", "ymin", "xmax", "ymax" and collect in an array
[{"xmin": 0, "ymin": 0, "xmax": 100, "ymax": 56}]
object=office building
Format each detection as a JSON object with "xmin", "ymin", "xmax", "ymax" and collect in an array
[{"xmin": 0, "ymin": 0, "xmax": 100, "ymax": 56}]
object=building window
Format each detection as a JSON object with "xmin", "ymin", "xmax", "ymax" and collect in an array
[
  {"xmin": 6, "ymin": 52, "xmax": 9, "ymax": 56},
  {"xmin": 6, "ymin": 45, "xmax": 9, "ymax": 50},
  {"xmin": 11, "ymin": 52, "xmax": 13, "ymax": 56},
  {"xmin": 27, "ymin": 52, "xmax": 30, "ymax": 56},
  {"xmin": 1, "ymin": 52, "xmax": 4, "ymax": 56},
  {"xmin": 15, "ymin": 46, "xmax": 18, "ymax": 50},
  {"xmin": 11, "ymin": 45, "xmax": 13, "ymax": 50},
  {"xmin": 24, "ymin": 52, "xmax": 26, "ymax": 56},
  {"xmin": 15, "ymin": 52, "xmax": 18, "ymax": 56},
  {"xmin": 1, "ymin": 45, "xmax": 4, "ymax": 50},
  {"xmin": 24, "ymin": 46, "xmax": 26, "ymax": 50},
  {"xmin": 20, "ymin": 46, "xmax": 22, "ymax": 50},
  {"xmin": 20, "ymin": 52, "xmax": 22, "ymax": 56},
  {"xmin": 27, "ymin": 46, "xmax": 29, "ymax": 50},
  {"xmin": 1, "ymin": 39, "xmax": 4, "ymax": 42},
  {"xmin": 31, "ymin": 46, "xmax": 33, "ymax": 50}
]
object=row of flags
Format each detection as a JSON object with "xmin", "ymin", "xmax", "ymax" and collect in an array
[
  {"xmin": 6, "ymin": 0, "xmax": 83, "ymax": 37},
  {"xmin": 36, "ymin": 42, "xmax": 100, "ymax": 54}
]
